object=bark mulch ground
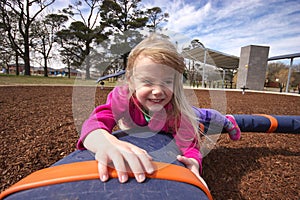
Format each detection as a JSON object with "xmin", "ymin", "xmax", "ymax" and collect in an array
[{"xmin": 0, "ymin": 86, "xmax": 299, "ymax": 199}]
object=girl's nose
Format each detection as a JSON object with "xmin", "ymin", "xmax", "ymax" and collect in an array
[{"xmin": 152, "ymin": 85, "xmax": 164, "ymax": 95}]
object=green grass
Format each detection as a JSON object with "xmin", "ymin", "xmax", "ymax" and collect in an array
[{"xmin": 0, "ymin": 74, "xmax": 117, "ymax": 86}]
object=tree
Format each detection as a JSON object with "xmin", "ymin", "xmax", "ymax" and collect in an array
[
  {"xmin": 266, "ymin": 62, "xmax": 286, "ymax": 81},
  {"xmin": 0, "ymin": 21, "xmax": 14, "ymax": 74},
  {"xmin": 145, "ymin": 7, "xmax": 169, "ymax": 33},
  {"xmin": 266, "ymin": 62, "xmax": 300, "ymax": 91},
  {"xmin": 31, "ymin": 14, "xmax": 68, "ymax": 77},
  {"xmin": 99, "ymin": 2, "xmax": 169, "ymax": 72},
  {"xmin": 0, "ymin": 39, "xmax": 13, "ymax": 74},
  {"xmin": 190, "ymin": 39, "xmax": 205, "ymax": 49},
  {"xmin": 99, "ymin": 0, "xmax": 148, "ymax": 69},
  {"xmin": 0, "ymin": 0, "xmax": 55, "ymax": 75},
  {"xmin": 59, "ymin": 48, "xmax": 75, "ymax": 79},
  {"xmin": 0, "ymin": 9, "xmax": 25, "ymax": 75},
  {"xmin": 58, "ymin": 0, "xmax": 107, "ymax": 79},
  {"xmin": 100, "ymin": 0, "xmax": 148, "ymax": 32}
]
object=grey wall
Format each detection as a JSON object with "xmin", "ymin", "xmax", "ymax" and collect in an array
[{"xmin": 237, "ymin": 45, "xmax": 270, "ymax": 90}]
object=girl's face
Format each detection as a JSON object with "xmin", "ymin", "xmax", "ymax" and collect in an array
[{"xmin": 131, "ymin": 55, "xmax": 175, "ymax": 113}]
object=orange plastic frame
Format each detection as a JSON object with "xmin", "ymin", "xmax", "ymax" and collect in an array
[{"xmin": 0, "ymin": 161, "xmax": 213, "ymax": 200}]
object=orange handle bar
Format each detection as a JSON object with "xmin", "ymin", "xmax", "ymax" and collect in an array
[{"xmin": 0, "ymin": 161, "xmax": 213, "ymax": 200}]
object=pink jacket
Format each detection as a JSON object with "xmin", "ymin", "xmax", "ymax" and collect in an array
[{"xmin": 77, "ymin": 86, "xmax": 202, "ymax": 170}]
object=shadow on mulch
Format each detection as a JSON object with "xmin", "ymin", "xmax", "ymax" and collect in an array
[{"xmin": 203, "ymin": 142, "xmax": 300, "ymax": 199}]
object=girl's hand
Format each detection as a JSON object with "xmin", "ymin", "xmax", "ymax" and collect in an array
[
  {"xmin": 176, "ymin": 155, "xmax": 200, "ymax": 177},
  {"xmin": 177, "ymin": 155, "xmax": 208, "ymax": 188},
  {"xmin": 83, "ymin": 129, "xmax": 155, "ymax": 183}
]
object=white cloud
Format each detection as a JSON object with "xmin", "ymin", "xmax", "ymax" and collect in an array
[
  {"xmin": 146, "ymin": 0, "xmax": 300, "ymax": 63},
  {"xmin": 46, "ymin": 0, "xmax": 300, "ymax": 66}
]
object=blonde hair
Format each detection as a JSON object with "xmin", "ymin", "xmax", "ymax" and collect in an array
[{"xmin": 126, "ymin": 34, "xmax": 201, "ymax": 148}]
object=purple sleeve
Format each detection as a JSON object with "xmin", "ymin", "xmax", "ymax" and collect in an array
[
  {"xmin": 76, "ymin": 87, "xmax": 127, "ymax": 149},
  {"xmin": 193, "ymin": 107, "xmax": 229, "ymax": 132},
  {"xmin": 193, "ymin": 107, "xmax": 226, "ymax": 124}
]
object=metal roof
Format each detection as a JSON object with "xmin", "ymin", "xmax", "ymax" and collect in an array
[
  {"xmin": 268, "ymin": 53, "xmax": 300, "ymax": 61},
  {"xmin": 181, "ymin": 47, "xmax": 240, "ymax": 69}
]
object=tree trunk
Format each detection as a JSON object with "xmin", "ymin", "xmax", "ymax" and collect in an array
[
  {"xmin": 67, "ymin": 59, "xmax": 71, "ymax": 79},
  {"xmin": 85, "ymin": 57, "xmax": 91, "ymax": 79},
  {"xmin": 122, "ymin": 52, "xmax": 129, "ymax": 70},
  {"xmin": 24, "ymin": 12, "xmax": 31, "ymax": 76},
  {"xmin": 44, "ymin": 55, "xmax": 48, "ymax": 77},
  {"xmin": 123, "ymin": 56, "xmax": 127, "ymax": 70},
  {"xmin": 24, "ymin": 41, "xmax": 31, "ymax": 75},
  {"xmin": 85, "ymin": 42, "xmax": 91, "ymax": 79},
  {"xmin": 15, "ymin": 53, "xmax": 19, "ymax": 76}
]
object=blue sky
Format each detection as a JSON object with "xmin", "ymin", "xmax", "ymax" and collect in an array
[
  {"xmin": 51, "ymin": 0, "xmax": 300, "ymax": 64},
  {"xmin": 142, "ymin": 0, "xmax": 300, "ymax": 59}
]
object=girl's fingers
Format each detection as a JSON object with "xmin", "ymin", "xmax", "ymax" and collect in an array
[
  {"xmin": 97, "ymin": 161, "xmax": 109, "ymax": 182},
  {"xmin": 177, "ymin": 155, "xmax": 190, "ymax": 165},
  {"xmin": 109, "ymin": 150, "xmax": 129, "ymax": 183},
  {"xmin": 96, "ymin": 151, "xmax": 129, "ymax": 183},
  {"xmin": 95, "ymin": 140, "xmax": 154, "ymax": 183},
  {"xmin": 135, "ymin": 151, "xmax": 154, "ymax": 175},
  {"xmin": 95, "ymin": 153, "xmax": 109, "ymax": 182},
  {"xmin": 116, "ymin": 171, "xmax": 128, "ymax": 183},
  {"xmin": 121, "ymin": 148, "xmax": 153, "ymax": 183}
]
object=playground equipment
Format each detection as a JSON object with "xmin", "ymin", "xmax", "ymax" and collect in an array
[
  {"xmin": 0, "ymin": 131, "xmax": 213, "ymax": 200},
  {"xmin": 0, "ymin": 113, "xmax": 299, "ymax": 199},
  {"xmin": 233, "ymin": 114, "xmax": 300, "ymax": 133},
  {"xmin": 96, "ymin": 70, "xmax": 125, "ymax": 83},
  {"xmin": 1, "ymin": 69, "xmax": 298, "ymax": 199}
]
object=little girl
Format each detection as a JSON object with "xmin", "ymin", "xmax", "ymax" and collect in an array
[{"xmin": 77, "ymin": 34, "xmax": 240, "ymax": 184}]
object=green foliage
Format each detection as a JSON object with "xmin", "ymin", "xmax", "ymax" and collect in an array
[
  {"xmin": 145, "ymin": 7, "xmax": 169, "ymax": 32},
  {"xmin": 30, "ymin": 13, "xmax": 69, "ymax": 77},
  {"xmin": 0, "ymin": 0, "xmax": 56, "ymax": 75},
  {"xmin": 98, "ymin": 0, "xmax": 150, "ymax": 71},
  {"xmin": 1, "ymin": 0, "xmax": 169, "ymax": 80},
  {"xmin": 100, "ymin": 0, "xmax": 147, "ymax": 32},
  {"xmin": 57, "ymin": 0, "xmax": 108, "ymax": 79}
]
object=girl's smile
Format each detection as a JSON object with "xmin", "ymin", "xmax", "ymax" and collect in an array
[{"xmin": 131, "ymin": 55, "xmax": 175, "ymax": 112}]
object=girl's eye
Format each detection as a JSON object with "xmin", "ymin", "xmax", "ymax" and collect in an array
[
  {"xmin": 142, "ymin": 79, "xmax": 153, "ymax": 85},
  {"xmin": 164, "ymin": 80, "xmax": 173, "ymax": 85}
]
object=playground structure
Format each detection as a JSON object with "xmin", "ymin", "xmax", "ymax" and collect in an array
[
  {"xmin": 1, "ymin": 112, "xmax": 299, "ymax": 199},
  {"xmin": 98, "ymin": 44, "xmax": 299, "ymax": 92},
  {"xmin": 234, "ymin": 114, "xmax": 299, "ymax": 133},
  {"xmin": 1, "ymin": 131, "xmax": 214, "ymax": 200},
  {"xmin": 96, "ymin": 69, "xmax": 125, "ymax": 83},
  {"xmin": 1, "ymin": 45, "xmax": 299, "ymax": 199},
  {"xmin": 236, "ymin": 45, "xmax": 269, "ymax": 91}
]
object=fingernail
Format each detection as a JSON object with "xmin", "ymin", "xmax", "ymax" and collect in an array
[
  {"xmin": 138, "ymin": 174, "xmax": 145, "ymax": 182},
  {"xmin": 101, "ymin": 174, "xmax": 107, "ymax": 182},
  {"xmin": 147, "ymin": 168, "xmax": 154, "ymax": 174},
  {"xmin": 120, "ymin": 175, "xmax": 127, "ymax": 183}
]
